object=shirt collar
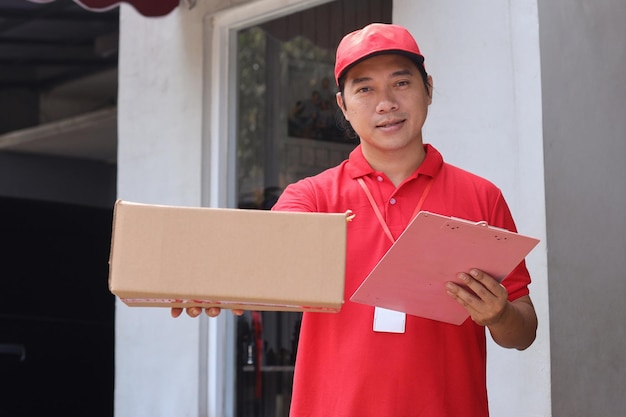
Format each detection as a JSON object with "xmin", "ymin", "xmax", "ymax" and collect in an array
[{"xmin": 346, "ymin": 143, "xmax": 443, "ymax": 180}]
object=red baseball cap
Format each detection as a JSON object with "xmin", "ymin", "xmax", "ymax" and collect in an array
[{"xmin": 334, "ymin": 23, "xmax": 425, "ymax": 86}]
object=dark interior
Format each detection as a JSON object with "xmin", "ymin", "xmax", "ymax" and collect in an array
[{"xmin": 0, "ymin": 196, "xmax": 114, "ymax": 416}]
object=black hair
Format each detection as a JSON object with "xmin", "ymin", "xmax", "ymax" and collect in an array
[{"xmin": 337, "ymin": 55, "xmax": 430, "ymax": 96}]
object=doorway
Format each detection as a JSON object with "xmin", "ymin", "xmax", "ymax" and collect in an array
[{"xmin": 232, "ymin": 1, "xmax": 391, "ymax": 415}]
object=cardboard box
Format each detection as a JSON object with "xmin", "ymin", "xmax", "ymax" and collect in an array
[{"xmin": 108, "ymin": 200, "xmax": 347, "ymax": 312}]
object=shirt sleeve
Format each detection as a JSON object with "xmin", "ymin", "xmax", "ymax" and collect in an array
[
  {"xmin": 489, "ymin": 191, "xmax": 533, "ymax": 302},
  {"xmin": 271, "ymin": 179, "xmax": 317, "ymax": 213}
]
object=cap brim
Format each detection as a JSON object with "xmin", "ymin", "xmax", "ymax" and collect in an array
[{"xmin": 336, "ymin": 50, "xmax": 425, "ymax": 85}]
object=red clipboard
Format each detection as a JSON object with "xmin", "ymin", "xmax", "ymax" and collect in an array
[{"xmin": 350, "ymin": 211, "xmax": 540, "ymax": 325}]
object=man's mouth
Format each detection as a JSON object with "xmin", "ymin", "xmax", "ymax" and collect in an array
[{"xmin": 377, "ymin": 119, "xmax": 405, "ymax": 128}]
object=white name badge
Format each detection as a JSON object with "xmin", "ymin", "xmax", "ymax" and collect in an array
[{"xmin": 373, "ymin": 307, "xmax": 406, "ymax": 333}]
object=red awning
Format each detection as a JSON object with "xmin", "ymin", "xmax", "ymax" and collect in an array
[{"xmin": 26, "ymin": 0, "xmax": 180, "ymax": 17}]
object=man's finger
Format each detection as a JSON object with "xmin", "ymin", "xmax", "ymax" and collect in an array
[
  {"xmin": 187, "ymin": 307, "xmax": 203, "ymax": 317},
  {"xmin": 205, "ymin": 307, "xmax": 221, "ymax": 317}
]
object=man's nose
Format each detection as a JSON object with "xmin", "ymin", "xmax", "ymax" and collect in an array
[{"xmin": 376, "ymin": 90, "xmax": 399, "ymax": 113}]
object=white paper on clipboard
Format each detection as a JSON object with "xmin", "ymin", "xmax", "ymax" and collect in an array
[{"xmin": 350, "ymin": 211, "xmax": 540, "ymax": 325}]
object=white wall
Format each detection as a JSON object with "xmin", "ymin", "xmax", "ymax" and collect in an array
[
  {"xmin": 395, "ymin": 1, "xmax": 550, "ymax": 416},
  {"xmin": 116, "ymin": 2, "xmax": 217, "ymax": 416}
]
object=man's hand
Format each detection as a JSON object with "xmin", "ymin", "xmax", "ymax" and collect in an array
[
  {"xmin": 171, "ymin": 307, "xmax": 244, "ymax": 318},
  {"xmin": 446, "ymin": 268, "xmax": 537, "ymax": 350},
  {"xmin": 445, "ymin": 268, "xmax": 508, "ymax": 326}
]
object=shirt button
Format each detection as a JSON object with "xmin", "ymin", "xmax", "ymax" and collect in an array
[
  {"xmin": 376, "ymin": 176, "xmax": 383, "ymax": 182},
  {"xmin": 389, "ymin": 198, "xmax": 397, "ymax": 205}
]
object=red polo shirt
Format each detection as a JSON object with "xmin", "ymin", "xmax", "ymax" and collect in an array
[{"xmin": 273, "ymin": 144, "xmax": 531, "ymax": 417}]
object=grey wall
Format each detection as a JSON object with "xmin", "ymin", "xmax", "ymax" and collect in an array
[{"xmin": 538, "ymin": 1, "xmax": 626, "ymax": 415}]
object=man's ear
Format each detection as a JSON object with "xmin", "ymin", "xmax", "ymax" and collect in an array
[
  {"xmin": 336, "ymin": 91, "xmax": 349, "ymax": 121},
  {"xmin": 427, "ymin": 75, "xmax": 434, "ymax": 104}
]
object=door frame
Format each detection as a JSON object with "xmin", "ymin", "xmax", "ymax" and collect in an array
[{"xmin": 201, "ymin": 1, "xmax": 333, "ymax": 416}]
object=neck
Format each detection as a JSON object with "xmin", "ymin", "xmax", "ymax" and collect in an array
[{"xmin": 362, "ymin": 142, "xmax": 426, "ymax": 187}]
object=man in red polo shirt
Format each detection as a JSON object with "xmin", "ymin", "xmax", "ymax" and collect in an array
[{"xmin": 174, "ymin": 23, "xmax": 537, "ymax": 417}]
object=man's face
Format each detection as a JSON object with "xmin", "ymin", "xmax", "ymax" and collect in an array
[{"xmin": 337, "ymin": 54, "xmax": 432, "ymax": 154}]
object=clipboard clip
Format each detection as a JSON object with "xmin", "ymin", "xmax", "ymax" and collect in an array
[
  {"xmin": 449, "ymin": 216, "xmax": 489, "ymax": 227},
  {"xmin": 449, "ymin": 217, "xmax": 502, "ymax": 230}
]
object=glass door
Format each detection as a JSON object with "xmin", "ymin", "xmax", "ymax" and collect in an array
[{"xmin": 232, "ymin": 1, "xmax": 391, "ymax": 415}]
